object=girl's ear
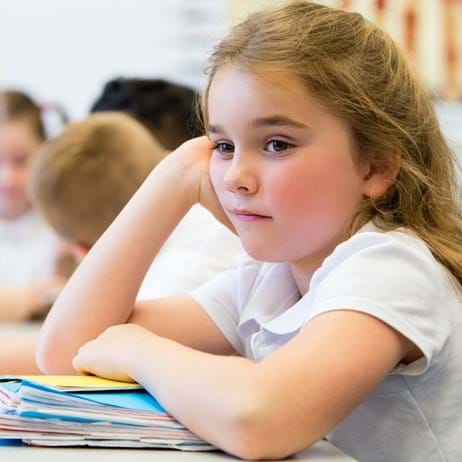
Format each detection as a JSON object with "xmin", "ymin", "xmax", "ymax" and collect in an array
[{"xmin": 361, "ymin": 154, "xmax": 401, "ymax": 199}]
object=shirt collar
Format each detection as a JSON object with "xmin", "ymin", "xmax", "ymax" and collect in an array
[
  {"xmin": 238, "ymin": 261, "xmax": 300, "ymax": 337},
  {"xmin": 238, "ymin": 221, "xmax": 382, "ymax": 337}
]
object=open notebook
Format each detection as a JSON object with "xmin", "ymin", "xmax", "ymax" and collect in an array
[{"xmin": 0, "ymin": 375, "xmax": 213, "ymax": 450}]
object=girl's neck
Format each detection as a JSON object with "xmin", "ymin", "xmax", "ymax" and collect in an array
[
  {"xmin": 289, "ymin": 260, "xmax": 320, "ymax": 296},
  {"xmin": 289, "ymin": 223, "xmax": 358, "ymax": 295},
  {"xmin": 289, "ymin": 241, "xmax": 343, "ymax": 296}
]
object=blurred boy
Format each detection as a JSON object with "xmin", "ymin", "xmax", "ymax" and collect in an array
[
  {"xmin": 30, "ymin": 112, "xmax": 241, "ymax": 298},
  {"xmin": 30, "ymin": 112, "xmax": 164, "ymax": 256}
]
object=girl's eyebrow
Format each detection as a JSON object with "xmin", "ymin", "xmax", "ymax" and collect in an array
[
  {"xmin": 207, "ymin": 124, "xmax": 223, "ymax": 134},
  {"xmin": 250, "ymin": 115, "xmax": 308, "ymax": 129},
  {"xmin": 208, "ymin": 115, "xmax": 308, "ymax": 134}
]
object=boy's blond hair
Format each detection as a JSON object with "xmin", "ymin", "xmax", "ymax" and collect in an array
[{"xmin": 29, "ymin": 112, "xmax": 166, "ymax": 246}]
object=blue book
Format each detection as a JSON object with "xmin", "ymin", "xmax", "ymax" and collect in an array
[{"xmin": 0, "ymin": 376, "xmax": 213, "ymax": 450}]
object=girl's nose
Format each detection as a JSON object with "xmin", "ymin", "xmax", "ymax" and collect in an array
[{"xmin": 223, "ymin": 156, "xmax": 258, "ymax": 195}]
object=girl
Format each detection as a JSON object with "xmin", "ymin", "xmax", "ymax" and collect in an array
[
  {"xmin": 37, "ymin": 2, "xmax": 462, "ymax": 461},
  {"xmin": 0, "ymin": 90, "xmax": 69, "ymax": 323}
]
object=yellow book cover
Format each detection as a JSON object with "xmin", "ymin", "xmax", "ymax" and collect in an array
[{"xmin": 0, "ymin": 375, "xmax": 142, "ymax": 392}]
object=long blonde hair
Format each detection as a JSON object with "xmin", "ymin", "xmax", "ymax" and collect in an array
[{"xmin": 202, "ymin": 0, "xmax": 462, "ymax": 286}]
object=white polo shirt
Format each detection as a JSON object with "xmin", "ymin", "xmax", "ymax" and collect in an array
[
  {"xmin": 191, "ymin": 223, "xmax": 462, "ymax": 461},
  {"xmin": 0, "ymin": 210, "xmax": 59, "ymax": 286}
]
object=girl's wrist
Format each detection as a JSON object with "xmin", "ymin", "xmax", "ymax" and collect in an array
[
  {"xmin": 125, "ymin": 330, "xmax": 162, "ymax": 382},
  {"xmin": 158, "ymin": 137, "xmax": 213, "ymax": 208},
  {"xmin": 127, "ymin": 333, "xmax": 182, "ymax": 389},
  {"xmin": 143, "ymin": 152, "xmax": 201, "ymax": 210}
]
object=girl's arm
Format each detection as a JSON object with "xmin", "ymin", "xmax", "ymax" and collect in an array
[
  {"xmin": 73, "ymin": 309, "xmax": 415, "ymax": 460},
  {"xmin": 37, "ymin": 137, "xmax": 231, "ymax": 374}
]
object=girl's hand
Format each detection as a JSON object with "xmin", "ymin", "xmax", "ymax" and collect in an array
[
  {"xmin": 169, "ymin": 137, "xmax": 235, "ymax": 233},
  {"xmin": 72, "ymin": 324, "xmax": 154, "ymax": 382}
]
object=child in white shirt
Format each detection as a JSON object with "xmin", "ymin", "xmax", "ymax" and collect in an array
[
  {"xmin": 37, "ymin": 2, "xmax": 462, "ymax": 461},
  {"xmin": 0, "ymin": 90, "xmax": 65, "ymax": 322}
]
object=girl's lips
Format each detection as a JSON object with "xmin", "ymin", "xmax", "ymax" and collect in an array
[{"xmin": 232, "ymin": 210, "xmax": 272, "ymax": 222}]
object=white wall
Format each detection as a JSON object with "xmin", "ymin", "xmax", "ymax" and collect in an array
[
  {"xmin": 435, "ymin": 102, "xmax": 462, "ymax": 160},
  {"xmin": 0, "ymin": 0, "xmax": 228, "ymax": 122},
  {"xmin": 1, "ymin": 0, "xmax": 460, "ymax": 153}
]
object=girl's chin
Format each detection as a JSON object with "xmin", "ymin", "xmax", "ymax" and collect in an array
[{"xmin": 241, "ymin": 241, "xmax": 288, "ymax": 263}]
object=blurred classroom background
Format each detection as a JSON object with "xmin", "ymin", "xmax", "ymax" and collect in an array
[{"xmin": 1, "ymin": 0, "xmax": 461, "ymax": 152}]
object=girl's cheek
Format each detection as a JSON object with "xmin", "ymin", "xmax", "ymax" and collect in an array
[{"xmin": 209, "ymin": 158, "xmax": 224, "ymax": 193}]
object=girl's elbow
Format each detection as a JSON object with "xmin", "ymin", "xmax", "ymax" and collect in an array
[
  {"xmin": 224, "ymin": 400, "xmax": 303, "ymax": 460},
  {"xmin": 35, "ymin": 336, "xmax": 54, "ymax": 374},
  {"xmin": 227, "ymin": 438, "xmax": 278, "ymax": 460},
  {"xmin": 230, "ymin": 426, "xmax": 317, "ymax": 460},
  {"xmin": 35, "ymin": 333, "xmax": 70, "ymax": 374},
  {"xmin": 227, "ymin": 423, "xmax": 297, "ymax": 460}
]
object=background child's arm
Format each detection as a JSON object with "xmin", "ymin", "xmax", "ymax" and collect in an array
[
  {"xmin": 0, "ymin": 281, "xmax": 57, "ymax": 322},
  {"xmin": 73, "ymin": 309, "xmax": 414, "ymax": 459},
  {"xmin": 37, "ymin": 137, "xmax": 224, "ymax": 373},
  {"xmin": 0, "ymin": 334, "xmax": 42, "ymax": 374},
  {"xmin": 0, "ymin": 240, "xmax": 75, "ymax": 323}
]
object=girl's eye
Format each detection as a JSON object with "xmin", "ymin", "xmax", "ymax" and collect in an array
[
  {"xmin": 265, "ymin": 139, "xmax": 293, "ymax": 154},
  {"xmin": 214, "ymin": 142, "xmax": 234, "ymax": 157}
]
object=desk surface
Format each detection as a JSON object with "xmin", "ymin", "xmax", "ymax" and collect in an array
[
  {"xmin": 0, "ymin": 440, "xmax": 356, "ymax": 461},
  {"xmin": 0, "ymin": 323, "xmax": 356, "ymax": 461}
]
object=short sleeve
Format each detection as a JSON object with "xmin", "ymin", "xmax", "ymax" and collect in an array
[
  {"xmin": 306, "ymin": 231, "xmax": 451, "ymax": 375},
  {"xmin": 190, "ymin": 255, "xmax": 266, "ymax": 356},
  {"xmin": 190, "ymin": 266, "xmax": 244, "ymax": 354}
]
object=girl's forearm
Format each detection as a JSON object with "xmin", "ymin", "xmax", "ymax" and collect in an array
[
  {"xmin": 37, "ymin": 157, "xmax": 196, "ymax": 373},
  {"xmin": 128, "ymin": 336, "xmax": 266, "ymax": 458}
]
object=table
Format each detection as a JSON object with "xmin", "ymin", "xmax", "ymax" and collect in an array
[{"xmin": 0, "ymin": 439, "xmax": 356, "ymax": 461}]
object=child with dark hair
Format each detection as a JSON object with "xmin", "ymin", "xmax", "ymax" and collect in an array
[{"xmin": 90, "ymin": 78, "xmax": 202, "ymax": 151}]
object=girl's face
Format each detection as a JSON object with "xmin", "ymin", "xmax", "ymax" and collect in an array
[
  {"xmin": 208, "ymin": 66, "xmax": 381, "ymax": 269},
  {"xmin": 0, "ymin": 121, "xmax": 42, "ymax": 220}
]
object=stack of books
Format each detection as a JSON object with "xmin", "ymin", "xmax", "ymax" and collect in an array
[{"xmin": 0, "ymin": 375, "xmax": 213, "ymax": 450}]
